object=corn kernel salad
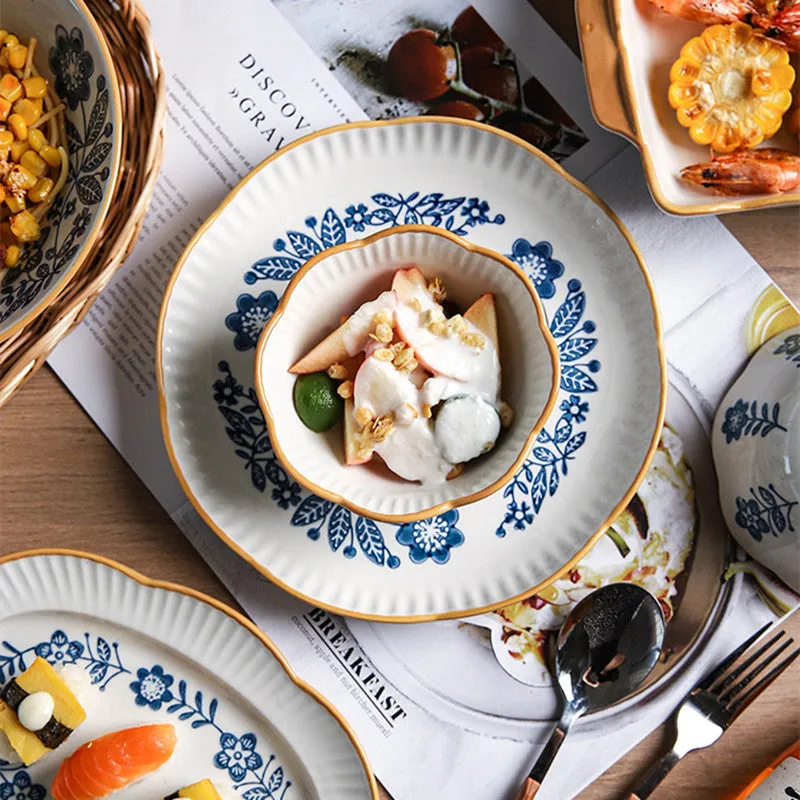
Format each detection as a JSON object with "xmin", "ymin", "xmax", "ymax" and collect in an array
[{"xmin": 0, "ymin": 30, "xmax": 69, "ymax": 269}]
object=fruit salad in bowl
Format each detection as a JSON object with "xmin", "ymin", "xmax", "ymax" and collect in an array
[{"xmin": 255, "ymin": 225, "xmax": 559, "ymax": 523}]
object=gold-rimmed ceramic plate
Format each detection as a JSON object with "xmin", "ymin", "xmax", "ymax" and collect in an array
[
  {"xmin": 577, "ymin": 0, "xmax": 800, "ymax": 216},
  {"xmin": 157, "ymin": 117, "xmax": 666, "ymax": 621}
]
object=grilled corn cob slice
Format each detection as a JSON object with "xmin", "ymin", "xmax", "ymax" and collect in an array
[{"xmin": 668, "ymin": 23, "xmax": 795, "ymax": 153}]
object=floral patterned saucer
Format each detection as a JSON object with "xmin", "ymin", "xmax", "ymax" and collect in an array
[
  {"xmin": 157, "ymin": 118, "xmax": 666, "ymax": 621},
  {"xmin": 0, "ymin": 1, "xmax": 122, "ymax": 341},
  {"xmin": 0, "ymin": 550, "xmax": 376, "ymax": 799}
]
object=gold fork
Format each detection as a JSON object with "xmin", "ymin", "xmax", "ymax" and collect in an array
[{"xmin": 627, "ymin": 621, "xmax": 800, "ymax": 799}]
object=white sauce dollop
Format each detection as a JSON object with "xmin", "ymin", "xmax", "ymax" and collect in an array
[
  {"xmin": 434, "ymin": 395, "xmax": 500, "ymax": 464},
  {"xmin": 17, "ymin": 691, "xmax": 54, "ymax": 732}
]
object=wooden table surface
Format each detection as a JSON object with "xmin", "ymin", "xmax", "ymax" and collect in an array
[{"xmin": 1, "ymin": 207, "xmax": 798, "ymax": 798}]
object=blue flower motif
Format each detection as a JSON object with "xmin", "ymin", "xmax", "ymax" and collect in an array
[
  {"xmin": 225, "ymin": 291, "xmax": 279, "ymax": 351},
  {"xmin": 734, "ymin": 496, "xmax": 769, "ymax": 541},
  {"xmin": 213, "ymin": 373, "xmax": 243, "ymax": 407},
  {"xmin": 214, "ymin": 732, "xmax": 263, "ymax": 782},
  {"xmin": 129, "ymin": 665, "xmax": 174, "ymax": 710},
  {"xmin": 504, "ymin": 501, "xmax": 534, "ymax": 530},
  {"xmin": 460, "ymin": 197, "xmax": 490, "ymax": 226},
  {"xmin": 509, "ymin": 239, "xmax": 564, "ymax": 299},
  {"xmin": 721, "ymin": 399, "xmax": 749, "ymax": 443},
  {"xmin": 775, "ymin": 333, "xmax": 800, "ymax": 356},
  {"xmin": 343, "ymin": 204, "xmax": 369, "ymax": 232},
  {"xmin": 34, "ymin": 630, "xmax": 84, "ymax": 665},
  {"xmin": 396, "ymin": 509, "xmax": 464, "ymax": 564},
  {"xmin": 272, "ymin": 482, "xmax": 301, "ymax": 509},
  {"xmin": 49, "ymin": 26, "xmax": 94, "ymax": 111},
  {"xmin": 0, "ymin": 772, "xmax": 46, "ymax": 800},
  {"xmin": 559, "ymin": 394, "xmax": 589, "ymax": 423}
]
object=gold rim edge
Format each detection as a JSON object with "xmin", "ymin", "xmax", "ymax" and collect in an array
[
  {"xmin": 155, "ymin": 115, "xmax": 668, "ymax": 623},
  {"xmin": 0, "ymin": 547, "xmax": 379, "ymax": 800},
  {"xmin": 0, "ymin": 0, "xmax": 125, "ymax": 342},
  {"xmin": 253, "ymin": 223, "xmax": 561, "ymax": 524}
]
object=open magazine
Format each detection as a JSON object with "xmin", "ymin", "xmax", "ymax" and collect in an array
[{"xmin": 47, "ymin": 1, "xmax": 789, "ymax": 797}]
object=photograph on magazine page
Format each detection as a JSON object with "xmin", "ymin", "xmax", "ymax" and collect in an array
[{"xmin": 273, "ymin": 0, "xmax": 589, "ymax": 162}]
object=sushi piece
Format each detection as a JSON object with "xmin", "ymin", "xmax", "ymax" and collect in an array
[
  {"xmin": 0, "ymin": 656, "xmax": 87, "ymax": 765},
  {"xmin": 51, "ymin": 723, "xmax": 177, "ymax": 800},
  {"xmin": 164, "ymin": 779, "xmax": 224, "ymax": 799}
]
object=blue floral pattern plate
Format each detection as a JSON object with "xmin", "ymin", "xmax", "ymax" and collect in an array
[
  {"xmin": 0, "ymin": 551, "xmax": 375, "ymax": 799},
  {"xmin": 157, "ymin": 118, "xmax": 665, "ymax": 620},
  {"xmin": 0, "ymin": 1, "xmax": 121, "ymax": 341}
]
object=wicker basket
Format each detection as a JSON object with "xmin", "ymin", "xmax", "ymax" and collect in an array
[{"xmin": 0, "ymin": 0, "xmax": 166, "ymax": 407}]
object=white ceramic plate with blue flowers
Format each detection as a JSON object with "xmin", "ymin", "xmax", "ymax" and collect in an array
[
  {"xmin": 157, "ymin": 117, "xmax": 667, "ymax": 621},
  {"xmin": 0, "ymin": 0, "xmax": 122, "ymax": 341},
  {"xmin": 0, "ymin": 550, "xmax": 377, "ymax": 799}
]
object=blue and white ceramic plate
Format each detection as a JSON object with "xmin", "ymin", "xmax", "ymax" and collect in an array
[
  {"xmin": 0, "ymin": 551, "xmax": 377, "ymax": 799},
  {"xmin": 0, "ymin": 0, "xmax": 122, "ymax": 342},
  {"xmin": 157, "ymin": 118, "xmax": 666, "ymax": 621}
]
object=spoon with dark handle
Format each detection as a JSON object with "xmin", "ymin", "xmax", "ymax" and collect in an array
[{"xmin": 515, "ymin": 582, "xmax": 666, "ymax": 799}]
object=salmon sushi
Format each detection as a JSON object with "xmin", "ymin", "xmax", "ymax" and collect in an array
[{"xmin": 51, "ymin": 723, "xmax": 177, "ymax": 800}]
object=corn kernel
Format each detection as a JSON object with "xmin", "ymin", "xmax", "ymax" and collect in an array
[
  {"xmin": 9, "ymin": 139, "xmax": 29, "ymax": 161},
  {"xmin": 0, "ymin": 32, "xmax": 7, "ymax": 42},
  {"xmin": 22, "ymin": 76, "xmax": 47, "ymax": 100},
  {"xmin": 337, "ymin": 380, "xmax": 353, "ymax": 399},
  {"xmin": 28, "ymin": 177, "xmax": 53, "ymax": 203},
  {"xmin": 3, "ymin": 34, "xmax": 19, "ymax": 47},
  {"xmin": 27, "ymin": 128, "xmax": 46, "ymax": 152},
  {"xmin": 10, "ymin": 210, "xmax": 40, "ymax": 242},
  {"xmin": 0, "ymin": 96, "xmax": 11, "ymax": 122},
  {"xmin": 12, "ymin": 98, "xmax": 40, "ymax": 126},
  {"xmin": 0, "ymin": 129, "xmax": 12, "ymax": 149},
  {"xmin": 7, "ymin": 113, "xmax": 26, "ymax": 141},
  {"xmin": 8, "ymin": 45, "xmax": 27, "ymax": 70},
  {"xmin": 8, "ymin": 164, "xmax": 36, "ymax": 190},
  {"xmin": 5, "ymin": 194, "xmax": 25, "ymax": 213},
  {"xmin": 20, "ymin": 150, "xmax": 46, "ymax": 177},
  {"xmin": 4, "ymin": 244, "xmax": 19, "ymax": 268},
  {"xmin": 0, "ymin": 73, "xmax": 22, "ymax": 102},
  {"xmin": 39, "ymin": 145, "xmax": 61, "ymax": 168}
]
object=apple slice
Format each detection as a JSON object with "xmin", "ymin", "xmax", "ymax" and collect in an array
[
  {"xmin": 354, "ymin": 355, "xmax": 418, "ymax": 418},
  {"xmin": 464, "ymin": 293, "xmax": 499, "ymax": 352},
  {"xmin": 391, "ymin": 266, "xmax": 427, "ymax": 301},
  {"xmin": 290, "ymin": 291, "xmax": 397, "ymax": 374},
  {"xmin": 344, "ymin": 398, "xmax": 371, "ymax": 465}
]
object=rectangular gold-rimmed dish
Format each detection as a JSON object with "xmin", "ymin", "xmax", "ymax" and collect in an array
[{"xmin": 577, "ymin": 0, "xmax": 800, "ymax": 215}]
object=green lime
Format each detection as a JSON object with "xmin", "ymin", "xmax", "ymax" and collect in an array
[{"xmin": 293, "ymin": 372, "xmax": 343, "ymax": 432}]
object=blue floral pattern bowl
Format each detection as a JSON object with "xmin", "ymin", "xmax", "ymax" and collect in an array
[
  {"xmin": 712, "ymin": 324, "xmax": 800, "ymax": 592},
  {"xmin": 0, "ymin": 551, "xmax": 376, "ymax": 799},
  {"xmin": 0, "ymin": 0, "xmax": 121, "ymax": 342}
]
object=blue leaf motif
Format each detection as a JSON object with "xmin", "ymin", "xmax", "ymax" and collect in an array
[
  {"xmin": 759, "ymin": 486, "xmax": 777, "ymax": 506},
  {"xmin": 554, "ymin": 416, "xmax": 572, "ymax": 444},
  {"xmin": 287, "ymin": 230, "xmax": 322, "ymax": 259},
  {"xmin": 371, "ymin": 193, "xmax": 401, "ymax": 207},
  {"xmin": 550, "ymin": 292, "xmax": 585, "ymax": 338},
  {"xmin": 561, "ymin": 365, "xmax": 598, "ymax": 393},
  {"xmin": 96, "ymin": 638, "xmax": 111, "ymax": 662},
  {"xmin": 209, "ymin": 698, "xmax": 218, "ymax": 722},
  {"xmin": 564, "ymin": 432, "xmax": 587, "ymax": 455},
  {"xmin": 251, "ymin": 463, "xmax": 267, "ymax": 493},
  {"xmin": 320, "ymin": 208, "xmax": 345, "ymax": 248},
  {"xmin": 433, "ymin": 197, "xmax": 464, "ymax": 214},
  {"xmin": 549, "ymin": 467, "xmax": 560, "ymax": 496},
  {"xmin": 531, "ymin": 467, "xmax": 547, "ymax": 513},
  {"xmin": 191, "ymin": 719, "xmax": 209, "ymax": 728},
  {"xmin": 355, "ymin": 516, "xmax": 386, "ymax": 566},
  {"xmin": 243, "ymin": 790, "xmax": 268, "ymax": 799},
  {"xmin": 328, "ymin": 505, "xmax": 352, "ymax": 552},
  {"xmin": 532, "ymin": 447, "xmax": 557, "ymax": 464},
  {"xmin": 250, "ymin": 256, "xmax": 302, "ymax": 281},
  {"xmin": 559, "ymin": 337, "xmax": 597, "ymax": 362},
  {"xmin": 179, "ymin": 711, "xmax": 194, "ymax": 721},
  {"xmin": 267, "ymin": 766, "xmax": 284, "ymax": 792},
  {"xmin": 290, "ymin": 495, "xmax": 332, "ymax": 527},
  {"xmin": 404, "ymin": 208, "xmax": 421, "ymax": 224},
  {"xmin": 369, "ymin": 208, "xmax": 394, "ymax": 224},
  {"xmin": 89, "ymin": 663, "xmax": 108, "ymax": 684},
  {"xmin": 770, "ymin": 507, "xmax": 786, "ymax": 532}
]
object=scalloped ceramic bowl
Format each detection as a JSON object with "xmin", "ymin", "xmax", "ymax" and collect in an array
[
  {"xmin": 255, "ymin": 225, "xmax": 560, "ymax": 523},
  {"xmin": 0, "ymin": 0, "xmax": 122, "ymax": 342}
]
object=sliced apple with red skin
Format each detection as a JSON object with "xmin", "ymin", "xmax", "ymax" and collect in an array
[
  {"xmin": 464, "ymin": 293, "xmax": 499, "ymax": 351},
  {"xmin": 290, "ymin": 291, "xmax": 397, "ymax": 374},
  {"xmin": 391, "ymin": 265, "xmax": 427, "ymax": 299},
  {"xmin": 344, "ymin": 398, "xmax": 372, "ymax": 465}
]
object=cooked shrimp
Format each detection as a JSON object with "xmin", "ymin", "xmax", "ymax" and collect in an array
[
  {"xmin": 680, "ymin": 148, "xmax": 800, "ymax": 194},
  {"xmin": 648, "ymin": 0, "xmax": 800, "ymax": 50}
]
